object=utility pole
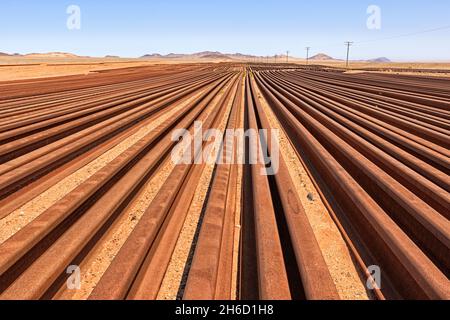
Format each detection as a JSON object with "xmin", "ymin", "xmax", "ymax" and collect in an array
[
  {"xmin": 306, "ymin": 47, "xmax": 311, "ymax": 65},
  {"xmin": 286, "ymin": 51, "xmax": 289, "ymax": 63},
  {"xmin": 345, "ymin": 41, "xmax": 353, "ymax": 69}
]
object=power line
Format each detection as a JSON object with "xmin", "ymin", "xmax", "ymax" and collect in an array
[
  {"xmin": 355, "ymin": 25, "xmax": 450, "ymax": 44},
  {"xmin": 345, "ymin": 41, "xmax": 353, "ymax": 68},
  {"xmin": 306, "ymin": 24, "xmax": 450, "ymax": 51},
  {"xmin": 305, "ymin": 47, "xmax": 311, "ymax": 65}
]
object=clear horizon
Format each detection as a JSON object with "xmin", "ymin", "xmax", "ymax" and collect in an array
[{"xmin": 2, "ymin": 0, "xmax": 450, "ymax": 62}]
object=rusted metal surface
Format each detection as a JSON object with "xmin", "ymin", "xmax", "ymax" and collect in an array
[
  {"xmin": 0, "ymin": 63, "xmax": 448, "ymax": 300},
  {"xmin": 252, "ymin": 66, "xmax": 449, "ymax": 300}
]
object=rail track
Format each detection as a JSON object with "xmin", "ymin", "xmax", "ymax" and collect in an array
[{"xmin": 0, "ymin": 63, "xmax": 448, "ymax": 300}]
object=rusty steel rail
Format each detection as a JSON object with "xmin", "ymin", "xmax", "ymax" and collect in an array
[
  {"xmin": 0, "ymin": 63, "xmax": 448, "ymax": 300},
  {"xmin": 183, "ymin": 76, "xmax": 244, "ymax": 300},
  {"xmin": 253, "ymin": 67, "xmax": 449, "ymax": 300},
  {"xmin": 0, "ymin": 68, "xmax": 236, "ymax": 299},
  {"xmin": 0, "ymin": 72, "xmax": 230, "ymax": 219}
]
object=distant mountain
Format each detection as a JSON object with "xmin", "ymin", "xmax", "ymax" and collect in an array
[
  {"xmin": 200, "ymin": 53, "xmax": 234, "ymax": 60},
  {"xmin": 0, "ymin": 52, "xmax": 24, "ymax": 57},
  {"xmin": 309, "ymin": 53, "xmax": 335, "ymax": 61},
  {"xmin": 165, "ymin": 53, "xmax": 186, "ymax": 58},
  {"xmin": 140, "ymin": 51, "xmax": 229, "ymax": 60},
  {"xmin": 367, "ymin": 57, "xmax": 391, "ymax": 63},
  {"xmin": 25, "ymin": 52, "xmax": 80, "ymax": 58},
  {"xmin": 2, "ymin": 50, "xmax": 391, "ymax": 64},
  {"xmin": 140, "ymin": 51, "xmax": 279, "ymax": 61},
  {"xmin": 141, "ymin": 53, "xmax": 163, "ymax": 58},
  {"xmin": 228, "ymin": 53, "xmax": 255, "ymax": 59},
  {"xmin": 191, "ymin": 51, "xmax": 223, "ymax": 57},
  {"xmin": 228, "ymin": 53, "xmax": 279, "ymax": 61}
]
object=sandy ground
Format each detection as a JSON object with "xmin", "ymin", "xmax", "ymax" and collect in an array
[
  {"xmin": 337, "ymin": 61, "xmax": 450, "ymax": 70},
  {"xmin": 0, "ymin": 57, "xmax": 149, "ymax": 81},
  {"xmin": 0, "ymin": 56, "xmax": 221, "ymax": 82},
  {"xmin": 345, "ymin": 69, "xmax": 450, "ymax": 78},
  {"xmin": 296, "ymin": 59, "xmax": 450, "ymax": 76},
  {"xmin": 289, "ymin": 58, "xmax": 450, "ymax": 69},
  {"xmin": 2, "ymin": 56, "xmax": 450, "ymax": 82},
  {"xmin": 252, "ymin": 81, "xmax": 370, "ymax": 300}
]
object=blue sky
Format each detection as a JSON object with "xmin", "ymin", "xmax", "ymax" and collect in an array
[{"xmin": 1, "ymin": 0, "xmax": 449, "ymax": 61}]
